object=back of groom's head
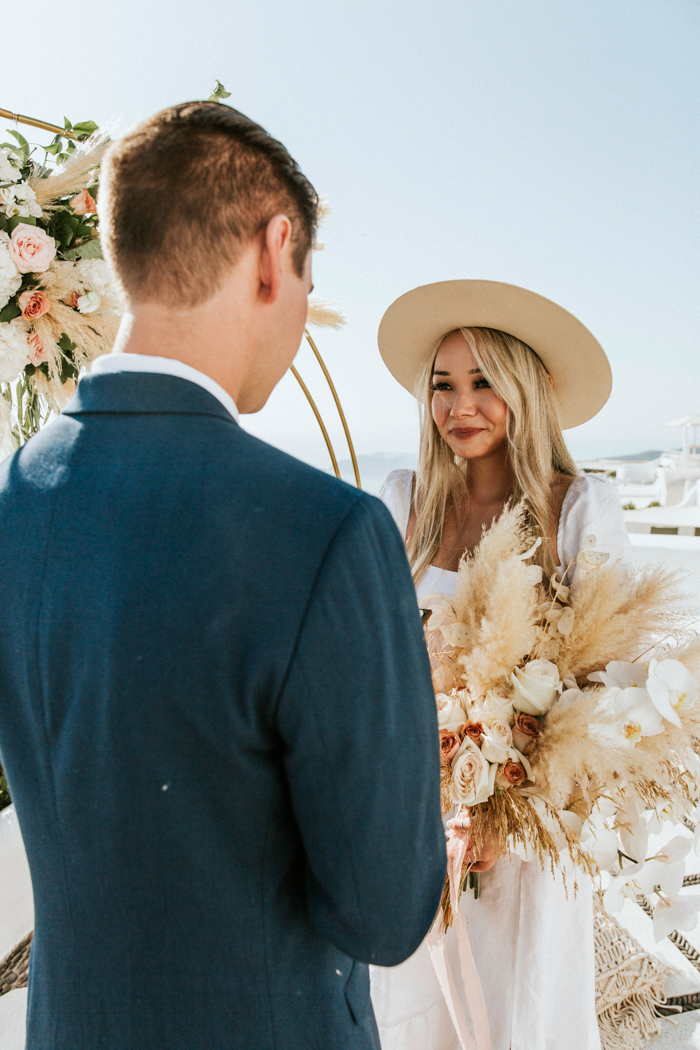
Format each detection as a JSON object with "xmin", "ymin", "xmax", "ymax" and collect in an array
[{"xmin": 100, "ymin": 102, "xmax": 319, "ymax": 308}]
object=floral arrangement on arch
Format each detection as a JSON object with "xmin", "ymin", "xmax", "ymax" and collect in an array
[
  {"xmin": 0, "ymin": 118, "xmax": 120, "ymax": 450},
  {"xmin": 425, "ymin": 503, "xmax": 700, "ymax": 942}
]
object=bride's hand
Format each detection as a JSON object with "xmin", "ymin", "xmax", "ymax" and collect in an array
[
  {"xmin": 466, "ymin": 825, "xmax": 502, "ymax": 872},
  {"xmin": 446, "ymin": 810, "xmax": 502, "ymax": 873}
]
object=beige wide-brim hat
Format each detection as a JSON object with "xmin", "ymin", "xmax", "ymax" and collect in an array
[{"xmin": 377, "ymin": 280, "xmax": 611, "ymax": 430}]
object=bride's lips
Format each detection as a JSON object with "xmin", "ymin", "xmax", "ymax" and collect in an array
[{"xmin": 451, "ymin": 427, "xmax": 485, "ymax": 439}]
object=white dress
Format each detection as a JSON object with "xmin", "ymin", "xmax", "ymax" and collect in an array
[{"xmin": 370, "ymin": 471, "xmax": 631, "ymax": 1050}]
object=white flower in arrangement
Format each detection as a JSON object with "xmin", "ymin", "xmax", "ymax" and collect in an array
[
  {"xmin": 511, "ymin": 659, "xmax": 561, "ymax": 716},
  {"xmin": 76, "ymin": 290, "xmax": 102, "ymax": 314},
  {"xmin": 0, "ymin": 149, "xmax": 21, "ymax": 184},
  {"xmin": 589, "ymin": 661, "xmax": 649, "ymax": 690},
  {"xmin": 646, "ymin": 658, "xmax": 699, "ymax": 728},
  {"xmin": 0, "ymin": 319, "xmax": 31, "ymax": 383},
  {"xmin": 581, "ymin": 803, "xmax": 620, "ymax": 869},
  {"xmin": 75, "ymin": 258, "xmax": 112, "ymax": 292},
  {"xmin": 598, "ymin": 686, "xmax": 664, "ymax": 747},
  {"xmin": 435, "ymin": 693, "xmax": 468, "ymax": 732},
  {"xmin": 603, "ymin": 863, "xmax": 645, "ymax": 912},
  {"xmin": 0, "ymin": 232, "xmax": 21, "ymax": 309},
  {"xmin": 451, "ymin": 737, "xmax": 497, "ymax": 806},
  {"xmin": 0, "ymin": 182, "xmax": 42, "ymax": 219},
  {"xmin": 651, "ymin": 895, "xmax": 700, "ymax": 943},
  {"xmin": 480, "ymin": 719, "xmax": 514, "ymax": 763}
]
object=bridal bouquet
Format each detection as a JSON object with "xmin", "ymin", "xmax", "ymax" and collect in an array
[
  {"xmin": 0, "ymin": 118, "xmax": 121, "ymax": 449},
  {"xmin": 425, "ymin": 504, "xmax": 700, "ymax": 935}
]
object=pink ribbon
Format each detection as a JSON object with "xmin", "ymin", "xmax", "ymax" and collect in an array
[{"xmin": 426, "ymin": 831, "xmax": 492, "ymax": 1050}]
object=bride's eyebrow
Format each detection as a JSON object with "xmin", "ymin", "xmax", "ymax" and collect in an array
[{"xmin": 432, "ymin": 368, "xmax": 483, "ymax": 376}]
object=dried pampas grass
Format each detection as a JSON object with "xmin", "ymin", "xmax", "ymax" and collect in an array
[
  {"xmin": 558, "ymin": 562, "xmax": 691, "ymax": 682},
  {"xmin": 307, "ymin": 297, "xmax": 345, "ymax": 329},
  {"xmin": 30, "ymin": 131, "xmax": 111, "ymax": 209}
]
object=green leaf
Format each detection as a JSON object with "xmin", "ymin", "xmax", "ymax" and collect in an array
[
  {"xmin": 72, "ymin": 120, "xmax": 98, "ymax": 138},
  {"xmin": 7, "ymin": 214, "xmax": 36, "ymax": 232},
  {"xmin": 207, "ymin": 79, "xmax": 231, "ymax": 102},
  {"xmin": 62, "ymin": 237, "xmax": 103, "ymax": 261},
  {"xmin": 0, "ymin": 301, "xmax": 20, "ymax": 323},
  {"xmin": 63, "ymin": 117, "xmax": 73, "ymax": 131},
  {"xmin": 58, "ymin": 332, "xmax": 77, "ymax": 354},
  {"xmin": 8, "ymin": 130, "xmax": 28, "ymax": 147}
]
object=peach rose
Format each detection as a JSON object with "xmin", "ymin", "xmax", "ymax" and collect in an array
[
  {"xmin": 439, "ymin": 729, "xmax": 461, "ymax": 767},
  {"xmin": 499, "ymin": 761, "xmax": 526, "ymax": 786},
  {"xmin": 18, "ymin": 290, "xmax": 50, "ymax": 320},
  {"xmin": 9, "ymin": 224, "xmax": 56, "ymax": 274},
  {"xmin": 512, "ymin": 713, "xmax": 541, "ymax": 755},
  {"xmin": 463, "ymin": 721, "xmax": 484, "ymax": 744},
  {"xmin": 27, "ymin": 331, "xmax": 48, "ymax": 365},
  {"xmin": 70, "ymin": 188, "xmax": 97, "ymax": 215},
  {"xmin": 64, "ymin": 291, "xmax": 80, "ymax": 308}
]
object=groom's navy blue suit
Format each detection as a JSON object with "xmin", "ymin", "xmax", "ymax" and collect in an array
[{"xmin": 0, "ymin": 371, "xmax": 445, "ymax": 1050}]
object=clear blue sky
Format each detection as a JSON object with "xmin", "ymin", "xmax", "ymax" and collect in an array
[{"xmin": 4, "ymin": 0, "xmax": 698, "ymax": 469}]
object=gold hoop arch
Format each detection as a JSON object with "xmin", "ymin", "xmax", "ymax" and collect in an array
[{"xmin": 1, "ymin": 106, "xmax": 362, "ymax": 489}]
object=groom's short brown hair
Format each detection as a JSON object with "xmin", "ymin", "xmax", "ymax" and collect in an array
[{"xmin": 100, "ymin": 102, "xmax": 319, "ymax": 307}]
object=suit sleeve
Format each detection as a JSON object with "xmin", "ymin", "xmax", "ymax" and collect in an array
[{"xmin": 275, "ymin": 495, "xmax": 446, "ymax": 966}]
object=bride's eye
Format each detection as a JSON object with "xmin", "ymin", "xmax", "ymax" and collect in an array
[
  {"xmin": 474, "ymin": 377, "xmax": 491, "ymax": 389},
  {"xmin": 431, "ymin": 381, "xmax": 451, "ymax": 391}
]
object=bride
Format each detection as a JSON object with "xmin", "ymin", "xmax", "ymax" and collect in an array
[{"xmin": 370, "ymin": 281, "xmax": 631, "ymax": 1050}]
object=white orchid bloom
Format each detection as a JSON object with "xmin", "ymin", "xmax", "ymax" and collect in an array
[
  {"xmin": 619, "ymin": 813, "xmax": 649, "ymax": 865},
  {"xmin": 581, "ymin": 818, "xmax": 620, "ymax": 870},
  {"xmin": 589, "ymin": 661, "xmax": 649, "ymax": 690},
  {"xmin": 636, "ymin": 836, "xmax": 692, "ymax": 901},
  {"xmin": 646, "ymin": 658, "xmax": 699, "ymax": 728},
  {"xmin": 598, "ymin": 686, "xmax": 664, "ymax": 747},
  {"xmin": 652, "ymin": 897, "xmax": 700, "ymax": 943},
  {"xmin": 604, "ymin": 863, "xmax": 645, "ymax": 913}
]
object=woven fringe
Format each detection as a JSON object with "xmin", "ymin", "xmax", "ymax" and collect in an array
[{"xmin": 595, "ymin": 906, "xmax": 671, "ymax": 1050}]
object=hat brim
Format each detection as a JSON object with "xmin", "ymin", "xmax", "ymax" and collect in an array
[{"xmin": 377, "ymin": 280, "xmax": 611, "ymax": 430}]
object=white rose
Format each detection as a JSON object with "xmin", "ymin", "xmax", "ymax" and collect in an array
[
  {"xmin": 77, "ymin": 290, "xmax": 101, "ymax": 314},
  {"xmin": 0, "ymin": 319, "xmax": 30, "ymax": 382},
  {"xmin": 451, "ymin": 738, "xmax": 497, "ymax": 806},
  {"xmin": 477, "ymin": 690, "xmax": 515, "ymax": 727},
  {"xmin": 0, "ymin": 183, "xmax": 42, "ymax": 219},
  {"xmin": 511, "ymin": 659, "xmax": 561, "ymax": 716},
  {"xmin": 436, "ymin": 693, "xmax": 468, "ymax": 731},
  {"xmin": 0, "ymin": 233, "xmax": 21, "ymax": 309},
  {"xmin": 0, "ymin": 149, "xmax": 21, "ymax": 184},
  {"xmin": 480, "ymin": 719, "xmax": 513, "ymax": 763}
]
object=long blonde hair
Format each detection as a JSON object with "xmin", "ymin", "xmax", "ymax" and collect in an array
[{"xmin": 407, "ymin": 326, "xmax": 577, "ymax": 583}]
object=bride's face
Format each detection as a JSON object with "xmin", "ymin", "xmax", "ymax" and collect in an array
[{"xmin": 431, "ymin": 332, "xmax": 508, "ymax": 460}]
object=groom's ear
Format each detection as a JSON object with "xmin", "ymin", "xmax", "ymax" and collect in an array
[{"xmin": 257, "ymin": 215, "xmax": 294, "ymax": 304}]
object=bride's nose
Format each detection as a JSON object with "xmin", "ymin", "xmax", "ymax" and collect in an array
[{"xmin": 450, "ymin": 391, "xmax": 478, "ymax": 418}]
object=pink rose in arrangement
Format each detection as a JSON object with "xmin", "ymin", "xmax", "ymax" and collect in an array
[
  {"xmin": 64, "ymin": 291, "xmax": 80, "ymax": 308},
  {"xmin": 18, "ymin": 290, "xmax": 51, "ymax": 320},
  {"xmin": 9, "ymin": 224, "xmax": 56, "ymax": 274},
  {"xmin": 27, "ymin": 332, "xmax": 48, "ymax": 365},
  {"xmin": 462, "ymin": 721, "xmax": 484, "ymax": 744},
  {"xmin": 512, "ymin": 713, "xmax": 541, "ymax": 755},
  {"xmin": 439, "ymin": 729, "xmax": 462, "ymax": 767},
  {"xmin": 69, "ymin": 188, "xmax": 97, "ymax": 215}
]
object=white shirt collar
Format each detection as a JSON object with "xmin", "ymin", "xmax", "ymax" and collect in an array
[{"xmin": 89, "ymin": 353, "xmax": 239, "ymax": 422}]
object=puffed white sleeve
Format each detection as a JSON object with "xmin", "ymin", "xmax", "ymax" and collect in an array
[
  {"xmin": 377, "ymin": 468, "xmax": 414, "ymax": 541},
  {"xmin": 557, "ymin": 474, "xmax": 631, "ymax": 585}
]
